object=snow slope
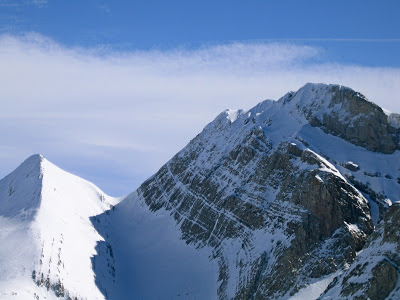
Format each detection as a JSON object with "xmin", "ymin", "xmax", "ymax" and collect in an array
[
  {"xmin": 92, "ymin": 191, "xmax": 219, "ymax": 300},
  {"xmin": 0, "ymin": 154, "xmax": 120, "ymax": 299},
  {"xmin": 0, "ymin": 155, "xmax": 220, "ymax": 300}
]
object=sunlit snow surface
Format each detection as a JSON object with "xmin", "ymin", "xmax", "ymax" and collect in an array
[
  {"xmin": 289, "ymin": 271, "xmax": 340, "ymax": 300},
  {"xmin": 0, "ymin": 155, "xmax": 120, "ymax": 299}
]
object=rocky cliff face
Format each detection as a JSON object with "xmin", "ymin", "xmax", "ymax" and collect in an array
[
  {"xmin": 305, "ymin": 85, "xmax": 399, "ymax": 154},
  {"xmin": 320, "ymin": 203, "xmax": 400, "ymax": 300},
  {"xmin": 133, "ymin": 83, "xmax": 399, "ymax": 299},
  {"xmin": 139, "ymin": 139, "xmax": 373, "ymax": 298}
]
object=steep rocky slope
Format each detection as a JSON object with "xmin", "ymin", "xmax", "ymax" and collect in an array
[
  {"xmin": 320, "ymin": 203, "xmax": 400, "ymax": 299},
  {"xmin": 104, "ymin": 83, "xmax": 398, "ymax": 299}
]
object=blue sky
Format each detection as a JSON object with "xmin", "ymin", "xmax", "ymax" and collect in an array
[
  {"xmin": 1, "ymin": 1, "xmax": 400, "ymax": 196},
  {"xmin": 2, "ymin": 0, "xmax": 400, "ymax": 66}
]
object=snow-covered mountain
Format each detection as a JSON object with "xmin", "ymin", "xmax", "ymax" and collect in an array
[
  {"xmin": 0, "ymin": 155, "xmax": 120, "ymax": 299},
  {"xmin": 1, "ymin": 83, "xmax": 399, "ymax": 300}
]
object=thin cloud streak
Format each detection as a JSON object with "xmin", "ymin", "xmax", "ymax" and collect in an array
[
  {"xmin": 1, "ymin": 34, "xmax": 399, "ymax": 196},
  {"xmin": 249, "ymin": 38, "xmax": 400, "ymax": 43}
]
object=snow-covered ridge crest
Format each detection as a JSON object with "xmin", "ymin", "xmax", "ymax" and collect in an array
[
  {"xmin": 294, "ymin": 83, "xmax": 400, "ymax": 154},
  {"xmin": 279, "ymin": 82, "xmax": 378, "ymax": 118}
]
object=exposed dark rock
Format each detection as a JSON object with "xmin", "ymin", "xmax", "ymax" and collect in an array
[
  {"xmin": 344, "ymin": 161, "xmax": 360, "ymax": 172},
  {"xmin": 320, "ymin": 205, "xmax": 400, "ymax": 300},
  {"xmin": 138, "ymin": 124, "xmax": 373, "ymax": 299},
  {"xmin": 304, "ymin": 85, "xmax": 400, "ymax": 154},
  {"xmin": 367, "ymin": 260, "xmax": 398, "ymax": 300}
]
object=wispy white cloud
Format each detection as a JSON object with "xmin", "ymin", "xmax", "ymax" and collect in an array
[
  {"xmin": 98, "ymin": 4, "xmax": 111, "ymax": 15},
  {"xmin": 1, "ymin": 33, "xmax": 399, "ymax": 195},
  {"xmin": 250, "ymin": 38, "xmax": 400, "ymax": 43},
  {"xmin": 0, "ymin": 0, "xmax": 47, "ymax": 8}
]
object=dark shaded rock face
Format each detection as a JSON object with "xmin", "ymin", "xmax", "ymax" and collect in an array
[
  {"xmin": 344, "ymin": 161, "xmax": 360, "ymax": 172},
  {"xmin": 303, "ymin": 85, "xmax": 400, "ymax": 154},
  {"xmin": 367, "ymin": 260, "xmax": 398, "ymax": 300},
  {"xmin": 320, "ymin": 204, "xmax": 400, "ymax": 300}
]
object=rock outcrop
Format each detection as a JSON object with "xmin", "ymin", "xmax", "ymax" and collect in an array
[
  {"xmin": 285, "ymin": 83, "xmax": 400, "ymax": 154},
  {"xmin": 320, "ymin": 204, "xmax": 400, "ymax": 300}
]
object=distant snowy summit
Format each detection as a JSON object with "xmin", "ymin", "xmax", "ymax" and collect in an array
[
  {"xmin": 0, "ymin": 154, "xmax": 120, "ymax": 300},
  {"xmin": 1, "ymin": 83, "xmax": 399, "ymax": 300}
]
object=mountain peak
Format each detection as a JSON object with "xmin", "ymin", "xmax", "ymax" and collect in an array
[
  {"xmin": 0, "ymin": 154, "xmax": 44, "ymax": 219},
  {"xmin": 20, "ymin": 153, "xmax": 44, "ymax": 169},
  {"xmin": 0, "ymin": 153, "xmax": 121, "ymax": 299},
  {"xmin": 258, "ymin": 82, "xmax": 399, "ymax": 154},
  {"xmin": 27, "ymin": 153, "xmax": 44, "ymax": 160},
  {"xmin": 289, "ymin": 83, "xmax": 399, "ymax": 153}
]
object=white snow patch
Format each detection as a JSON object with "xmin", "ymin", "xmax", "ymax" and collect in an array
[
  {"xmin": 226, "ymin": 109, "xmax": 241, "ymax": 123},
  {"xmin": 315, "ymin": 174, "xmax": 324, "ymax": 183},
  {"xmin": 384, "ymin": 198, "xmax": 393, "ymax": 206},
  {"xmin": 382, "ymin": 108, "xmax": 392, "ymax": 116},
  {"xmin": 289, "ymin": 271, "xmax": 340, "ymax": 300},
  {"xmin": 305, "ymin": 148, "xmax": 347, "ymax": 182},
  {"xmin": 345, "ymin": 222, "xmax": 361, "ymax": 234}
]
